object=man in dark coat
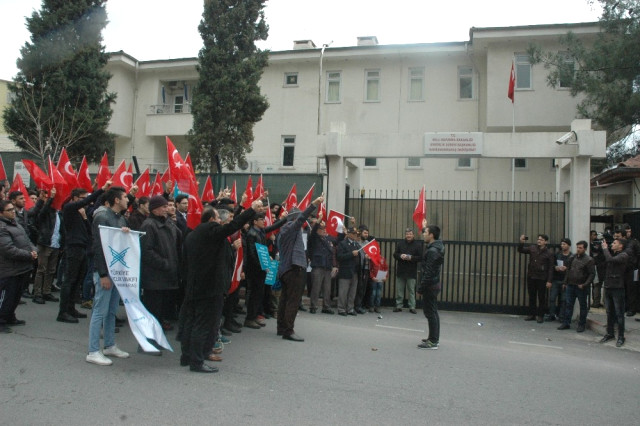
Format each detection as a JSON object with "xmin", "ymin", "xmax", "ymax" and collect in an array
[
  {"xmin": 393, "ymin": 227, "xmax": 423, "ymax": 313},
  {"xmin": 601, "ymin": 238, "xmax": 629, "ymax": 348},
  {"xmin": 417, "ymin": 222, "xmax": 445, "ymax": 350},
  {"xmin": 179, "ymin": 199, "xmax": 262, "ymax": 373},
  {"xmin": 336, "ymin": 226, "xmax": 362, "ymax": 316},
  {"xmin": 518, "ymin": 233, "xmax": 554, "ymax": 323},
  {"xmin": 0, "ymin": 199, "xmax": 38, "ymax": 333},
  {"xmin": 31, "ymin": 188, "xmax": 62, "ymax": 305},
  {"xmin": 308, "ymin": 220, "xmax": 337, "ymax": 314},
  {"xmin": 140, "ymin": 196, "xmax": 182, "ymax": 341}
]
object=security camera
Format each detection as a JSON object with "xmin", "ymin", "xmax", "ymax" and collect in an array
[{"xmin": 556, "ymin": 131, "xmax": 577, "ymax": 145}]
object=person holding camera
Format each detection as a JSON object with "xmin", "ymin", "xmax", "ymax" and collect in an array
[
  {"xmin": 518, "ymin": 234, "xmax": 554, "ymax": 323},
  {"xmin": 589, "ymin": 230, "xmax": 606, "ymax": 308}
]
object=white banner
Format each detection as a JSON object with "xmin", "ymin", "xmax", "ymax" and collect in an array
[{"xmin": 98, "ymin": 225, "xmax": 173, "ymax": 353}]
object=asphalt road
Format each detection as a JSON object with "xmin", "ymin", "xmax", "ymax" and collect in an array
[{"xmin": 2, "ymin": 299, "xmax": 639, "ymax": 425}]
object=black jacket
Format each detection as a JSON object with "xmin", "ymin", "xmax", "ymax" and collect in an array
[
  {"xmin": 336, "ymin": 237, "xmax": 362, "ymax": 279},
  {"xmin": 245, "ymin": 218, "xmax": 286, "ymax": 278},
  {"xmin": 92, "ymin": 208, "xmax": 128, "ymax": 278},
  {"xmin": 518, "ymin": 243, "xmax": 554, "ymax": 282},
  {"xmin": 563, "ymin": 253, "xmax": 595, "ymax": 286},
  {"xmin": 308, "ymin": 223, "xmax": 336, "ymax": 270},
  {"xmin": 0, "ymin": 216, "xmax": 36, "ymax": 279},
  {"xmin": 420, "ymin": 239, "xmax": 445, "ymax": 287},
  {"xmin": 603, "ymin": 249, "xmax": 629, "ymax": 289},
  {"xmin": 128, "ymin": 210, "xmax": 148, "ymax": 231},
  {"xmin": 33, "ymin": 198, "xmax": 63, "ymax": 248},
  {"xmin": 140, "ymin": 214, "xmax": 182, "ymax": 291},
  {"xmin": 184, "ymin": 207, "xmax": 256, "ymax": 301},
  {"xmin": 393, "ymin": 238, "xmax": 423, "ymax": 279},
  {"xmin": 63, "ymin": 189, "xmax": 104, "ymax": 248}
]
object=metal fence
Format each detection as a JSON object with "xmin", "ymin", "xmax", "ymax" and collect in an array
[{"xmin": 344, "ymin": 190, "xmax": 565, "ymax": 313}]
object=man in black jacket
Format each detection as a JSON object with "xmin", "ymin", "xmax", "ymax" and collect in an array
[
  {"xmin": 601, "ymin": 238, "xmax": 629, "ymax": 347},
  {"xmin": 557, "ymin": 241, "xmax": 595, "ymax": 332},
  {"xmin": 308, "ymin": 220, "xmax": 337, "ymax": 314},
  {"xmin": 393, "ymin": 228, "xmax": 423, "ymax": 313},
  {"xmin": 518, "ymin": 234, "xmax": 554, "ymax": 323},
  {"xmin": 57, "ymin": 183, "xmax": 110, "ymax": 323},
  {"xmin": 31, "ymin": 188, "xmax": 61, "ymax": 305},
  {"xmin": 180, "ymin": 199, "xmax": 262, "ymax": 373},
  {"xmin": 417, "ymin": 222, "xmax": 445, "ymax": 350}
]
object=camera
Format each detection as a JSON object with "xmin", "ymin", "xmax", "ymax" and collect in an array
[{"xmin": 523, "ymin": 236, "xmax": 529, "ymax": 241}]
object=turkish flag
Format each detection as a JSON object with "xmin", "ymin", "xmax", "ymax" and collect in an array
[
  {"xmin": 229, "ymin": 181, "xmax": 237, "ymax": 204},
  {"xmin": 126, "ymin": 163, "xmax": 134, "ymax": 190},
  {"xmin": 201, "ymin": 175, "xmax": 215, "ymax": 202},
  {"xmin": 253, "ymin": 174, "xmax": 264, "ymax": 200},
  {"xmin": 508, "ymin": 61, "xmax": 515, "ymax": 103},
  {"xmin": 22, "ymin": 159, "xmax": 53, "ymax": 191},
  {"xmin": 48, "ymin": 156, "xmax": 70, "ymax": 210},
  {"xmin": 318, "ymin": 201, "xmax": 327, "ymax": 223},
  {"xmin": 412, "ymin": 186, "xmax": 426, "ymax": 231},
  {"xmin": 242, "ymin": 176, "xmax": 253, "ymax": 209},
  {"xmin": 326, "ymin": 209, "xmax": 345, "ymax": 237},
  {"xmin": 111, "ymin": 160, "xmax": 130, "ymax": 191},
  {"xmin": 76, "ymin": 156, "xmax": 94, "ymax": 192},
  {"xmin": 0, "ymin": 154, "xmax": 7, "ymax": 180},
  {"xmin": 9, "ymin": 173, "xmax": 35, "ymax": 210},
  {"xmin": 96, "ymin": 152, "xmax": 111, "ymax": 188},
  {"xmin": 298, "ymin": 183, "xmax": 315, "ymax": 211},
  {"xmin": 282, "ymin": 183, "xmax": 297, "ymax": 212},
  {"xmin": 56, "ymin": 148, "xmax": 80, "ymax": 189},
  {"xmin": 151, "ymin": 172, "xmax": 164, "ymax": 197},
  {"xmin": 166, "ymin": 137, "xmax": 192, "ymax": 194},
  {"xmin": 161, "ymin": 167, "xmax": 171, "ymax": 184},
  {"xmin": 186, "ymin": 179, "xmax": 203, "ymax": 229},
  {"xmin": 361, "ymin": 238, "xmax": 381, "ymax": 266},
  {"xmin": 134, "ymin": 168, "xmax": 151, "ymax": 198},
  {"xmin": 229, "ymin": 244, "xmax": 243, "ymax": 295}
]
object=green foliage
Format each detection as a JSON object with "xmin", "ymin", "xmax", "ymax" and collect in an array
[
  {"xmin": 2, "ymin": 0, "xmax": 115, "ymax": 164},
  {"xmin": 189, "ymin": 0, "xmax": 269, "ymax": 172},
  {"xmin": 529, "ymin": 0, "xmax": 640, "ymax": 140}
]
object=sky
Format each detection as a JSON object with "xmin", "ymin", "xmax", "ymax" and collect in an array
[{"xmin": 0, "ymin": 0, "xmax": 603, "ymax": 81}]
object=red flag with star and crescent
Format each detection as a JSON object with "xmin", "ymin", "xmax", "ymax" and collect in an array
[
  {"xmin": 96, "ymin": 152, "xmax": 111, "ymax": 189},
  {"xmin": 134, "ymin": 168, "xmax": 151, "ymax": 198},
  {"xmin": 9, "ymin": 173, "xmax": 35, "ymax": 210},
  {"xmin": 326, "ymin": 209, "xmax": 346, "ymax": 237},
  {"xmin": 361, "ymin": 238, "xmax": 381, "ymax": 266},
  {"xmin": 253, "ymin": 175, "xmax": 264, "ymax": 200},
  {"xmin": 412, "ymin": 185, "xmax": 426, "ymax": 231},
  {"xmin": 56, "ymin": 147, "xmax": 80, "ymax": 189},
  {"xmin": 298, "ymin": 183, "xmax": 315, "ymax": 211},
  {"xmin": 201, "ymin": 176, "xmax": 215, "ymax": 203},
  {"xmin": 282, "ymin": 183, "xmax": 297, "ymax": 212},
  {"xmin": 111, "ymin": 160, "xmax": 130, "ymax": 191},
  {"xmin": 76, "ymin": 156, "xmax": 94, "ymax": 192},
  {"xmin": 151, "ymin": 171, "xmax": 164, "ymax": 197},
  {"xmin": 242, "ymin": 176, "xmax": 253, "ymax": 209}
]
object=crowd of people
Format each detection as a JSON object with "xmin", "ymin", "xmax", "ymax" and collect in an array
[
  {"xmin": 518, "ymin": 225, "xmax": 640, "ymax": 348},
  {"xmin": 0, "ymin": 177, "xmax": 446, "ymax": 372}
]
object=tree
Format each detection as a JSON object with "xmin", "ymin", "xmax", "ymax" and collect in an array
[
  {"xmin": 529, "ymin": 0, "xmax": 640, "ymax": 144},
  {"xmin": 2, "ymin": 0, "xmax": 115, "ymax": 165},
  {"xmin": 189, "ymin": 0, "xmax": 269, "ymax": 172}
]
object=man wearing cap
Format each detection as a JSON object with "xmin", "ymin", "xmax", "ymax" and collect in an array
[
  {"xmin": 393, "ymin": 227, "xmax": 423, "ymax": 314},
  {"xmin": 276, "ymin": 196, "xmax": 324, "ymax": 341},
  {"xmin": 336, "ymin": 226, "xmax": 362, "ymax": 316},
  {"xmin": 139, "ymin": 195, "xmax": 182, "ymax": 345}
]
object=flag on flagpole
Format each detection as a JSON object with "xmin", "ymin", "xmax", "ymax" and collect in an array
[
  {"xmin": 96, "ymin": 152, "xmax": 111, "ymax": 188},
  {"xmin": 282, "ymin": 183, "xmax": 297, "ymax": 212},
  {"xmin": 508, "ymin": 61, "xmax": 515, "ymax": 103},
  {"xmin": 360, "ymin": 238, "xmax": 381, "ymax": 265},
  {"xmin": 22, "ymin": 159, "xmax": 53, "ymax": 190},
  {"xmin": 298, "ymin": 183, "xmax": 315, "ymax": 211},
  {"xmin": 201, "ymin": 175, "xmax": 215, "ymax": 202},
  {"xmin": 253, "ymin": 174, "xmax": 264, "ymax": 200},
  {"xmin": 318, "ymin": 201, "xmax": 327, "ymax": 222},
  {"xmin": 111, "ymin": 160, "xmax": 130, "ymax": 190},
  {"xmin": 326, "ymin": 209, "xmax": 346, "ymax": 237},
  {"xmin": 229, "ymin": 244, "xmax": 243, "ymax": 294},
  {"xmin": 48, "ymin": 156, "xmax": 70, "ymax": 210},
  {"xmin": 9, "ymin": 174, "xmax": 35, "ymax": 210},
  {"xmin": 56, "ymin": 147, "xmax": 80, "ymax": 189},
  {"xmin": 151, "ymin": 171, "xmax": 164, "ymax": 196},
  {"xmin": 242, "ymin": 176, "xmax": 253, "ymax": 209},
  {"xmin": 134, "ymin": 168, "xmax": 151, "ymax": 198},
  {"xmin": 76, "ymin": 156, "xmax": 94, "ymax": 192},
  {"xmin": 412, "ymin": 185, "xmax": 426, "ymax": 230}
]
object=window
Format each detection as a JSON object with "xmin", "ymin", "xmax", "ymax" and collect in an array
[
  {"xmin": 364, "ymin": 157, "xmax": 377, "ymax": 167},
  {"xmin": 174, "ymin": 95, "xmax": 184, "ymax": 113},
  {"xmin": 407, "ymin": 157, "xmax": 421, "ymax": 168},
  {"xmin": 558, "ymin": 54, "xmax": 575, "ymax": 89},
  {"xmin": 365, "ymin": 69, "xmax": 380, "ymax": 102},
  {"xmin": 514, "ymin": 158, "xmax": 527, "ymax": 169},
  {"xmin": 515, "ymin": 54, "xmax": 531, "ymax": 89},
  {"xmin": 458, "ymin": 66, "xmax": 473, "ymax": 99},
  {"xmin": 326, "ymin": 71, "xmax": 341, "ymax": 103},
  {"xmin": 282, "ymin": 136, "xmax": 295, "ymax": 167},
  {"xmin": 457, "ymin": 158, "xmax": 472, "ymax": 169},
  {"xmin": 409, "ymin": 68, "xmax": 424, "ymax": 101},
  {"xmin": 284, "ymin": 72, "xmax": 298, "ymax": 86}
]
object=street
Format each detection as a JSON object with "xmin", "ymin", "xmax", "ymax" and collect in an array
[{"xmin": 1, "ymin": 299, "xmax": 639, "ymax": 425}]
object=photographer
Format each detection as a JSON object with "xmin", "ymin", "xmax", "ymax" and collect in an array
[{"xmin": 590, "ymin": 230, "xmax": 606, "ymax": 308}]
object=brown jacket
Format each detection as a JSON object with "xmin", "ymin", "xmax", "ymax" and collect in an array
[{"xmin": 518, "ymin": 243, "xmax": 554, "ymax": 282}]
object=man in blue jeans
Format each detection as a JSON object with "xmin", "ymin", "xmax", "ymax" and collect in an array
[
  {"xmin": 557, "ymin": 241, "xmax": 594, "ymax": 332},
  {"xmin": 86, "ymin": 186, "xmax": 131, "ymax": 366},
  {"xmin": 600, "ymin": 238, "xmax": 629, "ymax": 348},
  {"xmin": 417, "ymin": 220, "xmax": 445, "ymax": 350}
]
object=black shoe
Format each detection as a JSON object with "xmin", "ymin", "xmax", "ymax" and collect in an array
[
  {"xmin": 70, "ymin": 310, "xmax": 87, "ymax": 319},
  {"xmin": 231, "ymin": 318, "xmax": 243, "ymax": 328},
  {"xmin": 190, "ymin": 364, "xmax": 218, "ymax": 373},
  {"xmin": 409, "ymin": 309, "xmax": 417, "ymax": 314},
  {"xmin": 32, "ymin": 296, "xmax": 45, "ymax": 304},
  {"xmin": 18, "ymin": 300, "xmax": 26, "ymax": 305},
  {"xmin": 625, "ymin": 311, "xmax": 636, "ymax": 317},
  {"xmin": 356, "ymin": 308, "xmax": 367, "ymax": 314},
  {"xmin": 115, "ymin": 318, "xmax": 126, "ymax": 327},
  {"xmin": 544, "ymin": 314, "xmax": 556, "ymax": 322},
  {"xmin": 180, "ymin": 356, "xmax": 189, "ymax": 367},
  {"xmin": 223, "ymin": 323, "xmax": 242, "ymax": 333},
  {"xmin": 338, "ymin": 312, "xmax": 347, "ymax": 316},
  {"xmin": 599, "ymin": 334, "xmax": 615, "ymax": 344},
  {"xmin": 298, "ymin": 305, "xmax": 307, "ymax": 312},
  {"xmin": 616, "ymin": 337, "xmax": 625, "ymax": 347},
  {"xmin": 576, "ymin": 325, "xmax": 585, "ymax": 333},
  {"xmin": 42, "ymin": 294, "xmax": 59, "ymax": 302},
  {"xmin": 283, "ymin": 333, "xmax": 304, "ymax": 342},
  {"xmin": 220, "ymin": 328, "xmax": 233, "ymax": 336},
  {"xmin": 51, "ymin": 283, "xmax": 61, "ymax": 292},
  {"xmin": 4, "ymin": 318, "xmax": 26, "ymax": 326},
  {"xmin": 322, "ymin": 309, "xmax": 335, "ymax": 314},
  {"xmin": 309, "ymin": 308, "xmax": 317, "ymax": 314},
  {"xmin": 557, "ymin": 324, "xmax": 570, "ymax": 330},
  {"xmin": 393, "ymin": 308, "xmax": 402, "ymax": 312},
  {"xmin": 523, "ymin": 315, "xmax": 535, "ymax": 321},
  {"xmin": 56, "ymin": 312, "xmax": 79, "ymax": 323}
]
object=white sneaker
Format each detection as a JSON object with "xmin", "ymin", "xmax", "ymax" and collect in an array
[
  {"xmin": 86, "ymin": 351, "xmax": 113, "ymax": 366},
  {"xmin": 103, "ymin": 345, "xmax": 130, "ymax": 358}
]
